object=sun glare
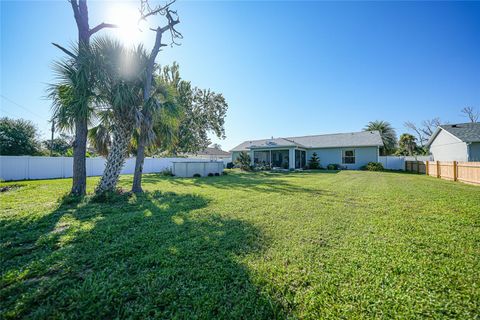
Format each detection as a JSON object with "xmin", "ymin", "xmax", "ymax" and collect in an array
[{"xmin": 107, "ymin": 4, "xmax": 144, "ymax": 45}]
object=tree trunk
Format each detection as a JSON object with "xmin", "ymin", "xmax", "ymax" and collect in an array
[
  {"xmin": 131, "ymin": 134, "xmax": 146, "ymax": 193},
  {"xmin": 71, "ymin": 117, "xmax": 88, "ymax": 195},
  {"xmin": 69, "ymin": 0, "xmax": 90, "ymax": 196},
  {"xmin": 95, "ymin": 124, "xmax": 131, "ymax": 194},
  {"xmin": 131, "ymin": 28, "xmax": 164, "ymax": 193}
]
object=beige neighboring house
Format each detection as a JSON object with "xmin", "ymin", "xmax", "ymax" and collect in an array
[{"xmin": 185, "ymin": 147, "xmax": 232, "ymax": 161}]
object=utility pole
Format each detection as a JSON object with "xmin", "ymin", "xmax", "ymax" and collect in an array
[{"xmin": 50, "ymin": 120, "xmax": 55, "ymax": 156}]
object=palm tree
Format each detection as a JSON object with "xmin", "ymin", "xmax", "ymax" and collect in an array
[
  {"xmin": 364, "ymin": 120, "xmax": 397, "ymax": 155},
  {"xmin": 48, "ymin": 44, "xmax": 98, "ymax": 196},
  {"xmin": 51, "ymin": 0, "xmax": 117, "ymax": 196},
  {"xmin": 88, "ymin": 80, "xmax": 180, "ymax": 159},
  {"xmin": 398, "ymin": 133, "xmax": 417, "ymax": 156},
  {"xmin": 92, "ymin": 38, "xmax": 148, "ymax": 194},
  {"xmin": 87, "ymin": 111, "xmax": 112, "ymax": 157}
]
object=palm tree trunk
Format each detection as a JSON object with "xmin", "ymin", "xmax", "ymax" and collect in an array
[
  {"xmin": 132, "ymin": 27, "xmax": 164, "ymax": 194},
  {"xmin": 71, "ymin": 117, "xmax": 87, "ymax": 196},
  {"xmin": 131, "ymin": 131, "xmax": 146, "ymax": 193},
  {"xmin": 95, "ymin": 124, "xmax": 131, "ymax": 194}
]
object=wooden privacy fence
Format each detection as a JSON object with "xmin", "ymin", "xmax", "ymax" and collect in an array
[
  {"xmin": 425, "ymin": 161, "xmax": 480, "ymax": 185},
  {"xmin": 405, "ymin": 161, "xmax": 426, "ymax": 174}
]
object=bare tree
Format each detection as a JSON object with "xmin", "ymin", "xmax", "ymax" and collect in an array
[
  {"xmin": 52, "ymin": 0, "xmax": 116, "ymax": 196},
  {"xmin": 404, "ymin": 121, "xmax": 426, "ymax": 147},
  {"xmin": 404, "ymin": 117, "xmax": 442, "ymax": 147},
  {"xmin": 132, "ymin": 0, "xmax": 182, "ymax": 193},
  {"xmin": 461, "ymin": 107, "xmax": 479, "ymax": 123},
  {"xmin": 420, "ymin": 117, "xmax": 442, "ymax": 137}
]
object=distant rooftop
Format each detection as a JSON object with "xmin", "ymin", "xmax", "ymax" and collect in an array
[
  {"xmin": 230, "ymin": 131, "xmax": 383, "ymax": 151},
  {"xmin": 187, "ymin": 147, "xmax": 231, "ymax": 156}
]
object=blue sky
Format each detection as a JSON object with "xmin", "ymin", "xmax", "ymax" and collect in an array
[{"xmin": 1, "ymin": 1, "xmax": 480, "ymax": 151}]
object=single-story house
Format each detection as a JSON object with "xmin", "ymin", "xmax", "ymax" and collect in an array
[
  {"xmin": 230, "ymin": 131, "xmax": 383, "ymax": 170},
  {"xmin": 183, "ymin": 147, "xmax": 231, "ymax": 161},
  {"xmin": 426, "ymin": 122, "xmax": 480, "ymax": 162}
]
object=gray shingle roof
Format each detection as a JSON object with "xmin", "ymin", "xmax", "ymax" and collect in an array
[
  {"xmin": 230, "ymin": 131, "xmax": 383, "ymax": 151},
  {"xmin": 183, "ymin": 147, "xmax": 231, "ymax": 157},
  {"xmin": 437, "ymin": 123, "xmax": 480, "ymax": 143}
]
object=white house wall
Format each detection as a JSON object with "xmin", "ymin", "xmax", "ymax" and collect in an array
[{"xmin": 429, "ymin": 130, "xmax": 468, "ymax": 161}]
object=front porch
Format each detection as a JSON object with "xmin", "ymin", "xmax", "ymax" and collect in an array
[{"xmin": 250, "ymin": 147, "xmax": 306, "ymax": 169}]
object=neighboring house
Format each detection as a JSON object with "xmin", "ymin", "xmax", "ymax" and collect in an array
[
  {"xmin": 426, "ymin": 122, "xmax": 480, "ymax": 162},
  {"xmin": 184, "ymin": 147, "xmax": 231, "ymax": 161},
  {"xmin": 230, "ymin": 131, "xmax": 383, "ymax": 170}
]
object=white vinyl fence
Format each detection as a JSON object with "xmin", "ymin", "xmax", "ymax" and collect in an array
[
  {"xmin": 378, "ymin": 156, "xmax": 405, "ymax": 170},
  {"xmin": 378, "ymin": 155, "xmax": 433, "ymax": 171},
  {"xmin": 0, "ymin": 156, "xmax": 219, "ymax": 181}
]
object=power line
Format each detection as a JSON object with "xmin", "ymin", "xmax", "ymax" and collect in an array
[
  {"xmin": 0, "ymin": 108, "xmax": 22, "ymax": 118},
  {"xmin": 0, "ymin": 94, "xmax": 46, "ymax": 121}
]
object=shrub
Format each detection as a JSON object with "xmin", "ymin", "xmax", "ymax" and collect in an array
[
  {"xmin": 207, "ymin": 173, "xmax": 214, "ymax": 177},
  {"xmin": 226, "ymin": 162, "xmax": 234, "ymax": 169},
  {"xmin": 308, "ymin": 152, "xmax": 320, "ymax": 169},
  {"xmin": 235, "ymin": 151, "xmax": 252, "ymax": 171},
  {"xmin": 253, "ymin": 163, "xmax": 271, "ymax": 171},
  {"xmin": 193, "ymin": 173, "xmax": 201, "ymax": 178},
  {"xmin": 159, "ymin": 168, "xmax": 174, "ymax": 176},
  {"xmin": 222, "ymin": 171, "xmax": 228, "ymax": 175},
  {"xmin": 214, "ymin": 173, "xmax": 220, "ymax": 176},
  {"xmin": 308, "ymin": 152, "xmax": 320, "ymax": 170},
  {"xmin": 91, "ymin": 188, "xmax": 129, "ymax": 203},
  {"xmin": 362, "ymin": 162, "xmax": 384, "ymax": 171},
  {"xmin": 327, "ymin": 163, "xmax": 340, "ymax": 170}
]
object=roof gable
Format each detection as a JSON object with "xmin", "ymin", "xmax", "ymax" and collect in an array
[{"xmin": 427, "ymin": 123, "xmax": 480, "ymax": 146}]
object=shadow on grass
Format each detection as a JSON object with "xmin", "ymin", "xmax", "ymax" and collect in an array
[
  {"xmin": 1, "ymin": 191, "xmax": 281, "ymax": 319},
  {"xmin": 142, "ymin": 171, "xmax": 335, "ymax": 195}
]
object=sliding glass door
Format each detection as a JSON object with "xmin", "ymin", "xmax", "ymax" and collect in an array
[
  {"xmin": 271, "ymin": 150, "xmax": 289, "ymax": 168},
  {"xmin": 295, "ymin": 150, "xmax": 306, "ymax": 168}
]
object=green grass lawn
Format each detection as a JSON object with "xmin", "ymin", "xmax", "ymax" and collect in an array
[{"xmin": 1, "ymin": 170, "xmax": 479, "ymax": 319}]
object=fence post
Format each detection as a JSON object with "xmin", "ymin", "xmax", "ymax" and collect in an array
[
  {"xmin": 436, "ymin": 161, "xmax": 441, "ymax": 178},
  {"xmin": 453, "ymin": 161, "xmax": 457, "ymax": 181},
  {"xmin": 26, "ymin": 156, "xmax": 30, "ymax": 180},
  {"xmin": 426, "ymin": 161, "xmax": 429, "ymax": 176},
  {"xmin": 416, "ymin": 161, "xmax": 420, "ymax": 174}
]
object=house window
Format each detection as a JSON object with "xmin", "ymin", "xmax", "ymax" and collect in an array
[{"xmin": 342, "ymin": 149, "xmax": 355, "ymax": 164}]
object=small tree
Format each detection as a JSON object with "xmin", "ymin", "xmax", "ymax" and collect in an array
[
  {"xmin": 211, "ymin": 143, "xmax": 222, "ymax": 150},
  {"xmin": 42, "ymin": 133, "xmax": 73, "ymax": 156},
  {"xmin": 396, "ymin": 133, "xmax": 417, "ymax": 156},
  {"xmin": 0, "ymin": 117, "xmax": 41, "ymax": 155},
  {"xmin": 308, "ymin": 152, "xmax": 320, "ymax": 169},
  {"xmin": 235, "ymin": 151, "xmax": 251, "ymax": 171}
]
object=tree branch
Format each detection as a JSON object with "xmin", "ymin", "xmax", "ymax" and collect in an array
[
  {"xmin": 140, "ymin": 0, "xmax": 176, "ymax": 21},
  {"xmin": 52, "ymin": 42, "xmax": 76, "ymax": 59},
  {"xmin": 89, "ymin": 22, "xmax": 118, "ymax": 36},
  {"xmin": 69, "ymin": 0, "xmax": 81, "ymax": 21}
]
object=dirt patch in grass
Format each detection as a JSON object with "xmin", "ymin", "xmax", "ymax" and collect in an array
[{"xmin": 0, "ymin": 184, "xmax": 24, "ymax": 193}]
